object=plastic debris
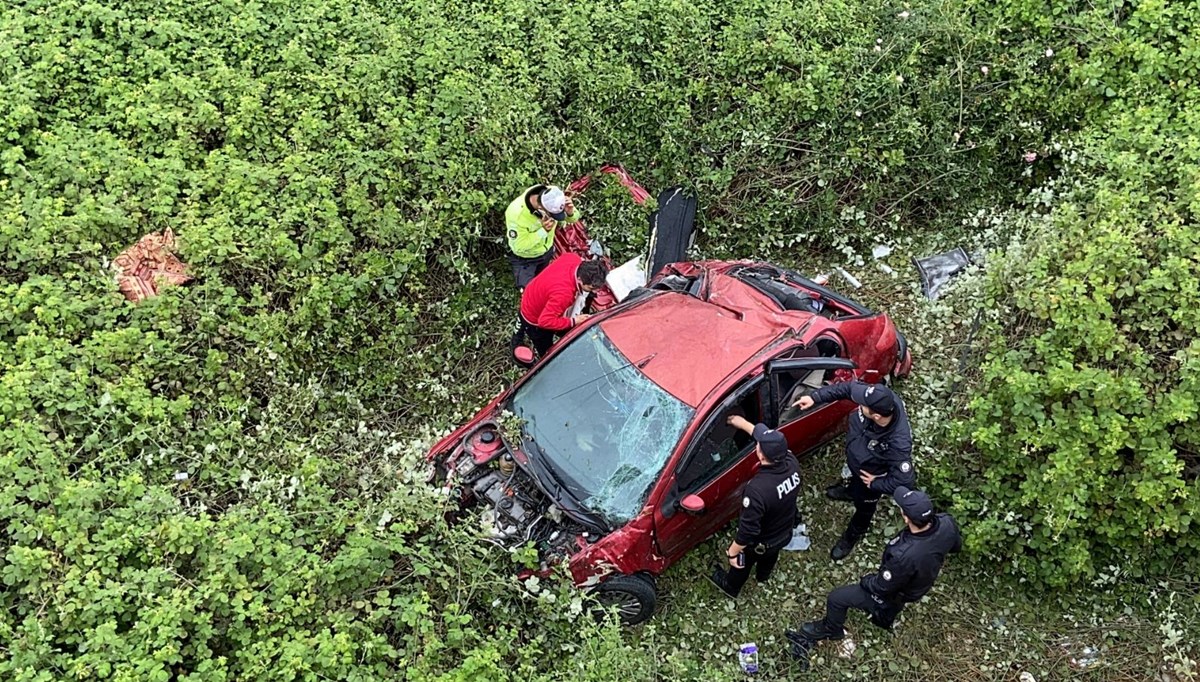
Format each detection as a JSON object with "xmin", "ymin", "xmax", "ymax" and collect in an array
[
  {"xmin": 834, "ymin": 267, "xmax": 862, "ymax": 288},
  {"xmin": 913, "ymin": 247, "xmax": 971, "ymax": 299},
  {"xmin": 838, "ymin": 636, "xmax": 857, "ymax": 658},
  {"xmin": 173, "ymin": 471, "xmax": 189, "ymax": 481},
  {"xmin": 783, "ymin": 524, "xmax": 811, "ymax": 551},
  {"xmin": 112, "ymin": 228, "xmax": 193, "ymax": 302},
  {"xmin": 871, "ymin": 244, "xmax": 893, "ymax": 260},
  {"xmin": 738, "ymin": 642, "xmax": 759, "ymax": 674}
]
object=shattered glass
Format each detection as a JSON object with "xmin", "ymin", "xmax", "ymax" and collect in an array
[{"xmin": 511, "ymin": 328, "xmax": 694, "ymax": 525}]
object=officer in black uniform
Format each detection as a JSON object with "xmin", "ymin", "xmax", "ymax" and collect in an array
[
  {"xmin": 786, "ymin": 486, "xmax": 961, "ymax": 649},
  {"xmin": 792, "ymin": 381, "xmax": 914, "ymax": 559},
  {"xmin": 707, "ymin": 415, "xmax": 801, "ymax": 599}
]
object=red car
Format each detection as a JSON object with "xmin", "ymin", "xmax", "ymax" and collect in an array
[{"xmin": 427, "ymin": 260, "xmax": 912, "ymax": 624}]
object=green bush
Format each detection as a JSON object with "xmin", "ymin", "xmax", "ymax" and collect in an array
[{"xmin": 951, "ymin": 0, "xmax": 1200, "ymax": 584}]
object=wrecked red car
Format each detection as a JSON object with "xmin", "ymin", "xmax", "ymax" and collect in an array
[{"xmin": 427, "ymin": 260, "xmax": 912, "ymax": 624}]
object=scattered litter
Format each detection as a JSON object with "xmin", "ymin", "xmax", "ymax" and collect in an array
[
  {"xmin": 173, "ymin": 471, "xmax": 189, "ymax": 481},
  {"xmin": 812, "ymin": 273, "xmax": 830, "ymax": 285},
  {"xmin": 112, "ymin": 228, "xmax": 193, "ymax": 302},
  {"xmin": 784, "ymin": 524, "xmax": 811, "ymax": 551},
  {"xmin": 838, "ymin": 636, "xmax": 856, "ymax": 658},
  {"xmin": 1061, "ymin": 640, "xmax": 1101, "ymax": 669},
  {"xmin": 871, "ymin": 244, "xmax": 893, "ymax": 260},
  {"xmin": 834, "ymin": 267, "xmax": 862, "ymax": 288},
  {"xmin": 1019, "ymin": 672, "xmax": 1037, "ymax": 682},
  {"xmin": 738, "ymin": 642, "xmax": 759, "ymax": 674},
  {"xmin": 913, "ymin": 247, "xmax": 972, "ymax": 299},
  {"xmin": 877, "ymin": 262, "xmax": 895, "ymax": 275}
]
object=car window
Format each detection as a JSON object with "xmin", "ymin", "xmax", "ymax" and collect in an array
[
  {"xmin": 776, "ymin": 338, "xmax": 843, "ymax": 426},
  {"xmin": 511, "ymin": 328, "xmax": 694, "ymax": 526},
  {"xmin": 676, "ymin": 379, "xmax": 768, "ymax": 491}
]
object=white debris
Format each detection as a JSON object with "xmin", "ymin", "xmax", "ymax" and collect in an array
[
  {"xmin": 835, "ymin": 267, "xmax": 862, "ymax": 288},
  {"xmin": 1019, "ymin": 673, "xmax": 1036, "ymax": 682},
  {"xmin": 173, "ymin": 471, "xmax": 189, "ymax": 481},
  {"xmin": 838, "ymin": 637, "xmax": 857, "ymax": 658},
  {"xmin": 872, "ymin": 244, "xmax": 893, "ymax": 259}
]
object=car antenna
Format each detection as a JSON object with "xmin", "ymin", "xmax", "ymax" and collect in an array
[{"xmin": 550, "ymin": 353, "xmax": 657, "ymax": 400}]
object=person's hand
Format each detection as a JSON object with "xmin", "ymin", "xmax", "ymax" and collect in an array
[
  {"xmin": 539, "ymin": 214, "xmax": 557, "ymax": 231},
  {"xmin": 564, "ymin": 197, "xmax": 576, "ymax": 215},
  {"xmin": 572, "ymin": 313, "xmax": 591, "ymax": 326},
  {"xmin": 728, "ymin": 553, "xmax": 743, "ymax": 569},
  {"xmin": 859, "ymin": 470, "xmax": 877, "ymax": 487},
  {"xmin": 792, "ymin": 395, "xmax": 815, "ymax": 410},
  {"xmin": 725, "ymin": 414, "xmax": 748, "ymax": 429}
]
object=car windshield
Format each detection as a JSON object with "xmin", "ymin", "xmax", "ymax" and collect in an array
[{"xmin": 510, "ymin": 327, "xmax": 694, "ymax": 526}]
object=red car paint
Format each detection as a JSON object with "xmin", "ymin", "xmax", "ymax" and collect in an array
[{"xmin": 427, "ymin": 260, "xmax": 911, "ymax": 622}]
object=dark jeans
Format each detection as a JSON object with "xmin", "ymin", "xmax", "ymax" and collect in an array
[
  {"xmin": 510, "ymin": 314, "xmax": 557, "ymax": 367},
  {"xmin": 508, "ymin": 250, "xmax": 554, "ymax": 289},
  {"xmin": 824, "ymin": 584, "xmax": 903, "ymax": 631},
  {"xmin": 846, "ymin": 474, "xmax": 882, "ymax": 540},
  {"xmin": 722, "ymin": 542, "xmax": 783, "ymax": 597}
]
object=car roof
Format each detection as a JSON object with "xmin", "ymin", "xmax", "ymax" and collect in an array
[{"xmin": 598, "ymin": 265, "xmax": 822, "ymax": 407}]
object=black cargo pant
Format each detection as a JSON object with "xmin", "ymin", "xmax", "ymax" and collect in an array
[
  {"xmin": 845, "ymin": 475, "xmax": 882, "ymax": 540},
  {"xmin": 824, "ymin": 584, "xmax": 904, "ymax": 631},
  {"xmin": 508, "ymin": 250, "xmax": 554, "ymax": 289},
  {"xmin": 723, "ymin": 541, "xmax": 783, "ymax": 597}
]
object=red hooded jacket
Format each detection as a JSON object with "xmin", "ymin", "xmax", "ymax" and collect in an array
[{"xmin": 520, "ymin": 253, "xmax": 582, "ymax": 332}]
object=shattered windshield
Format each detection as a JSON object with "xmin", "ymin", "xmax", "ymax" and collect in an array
[{"xmin": 510, "ymin": 327, "xmax": 694, "ymax": 526}]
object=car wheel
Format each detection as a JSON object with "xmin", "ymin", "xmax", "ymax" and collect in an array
[{"xmin": 594, "ymin": 573, "xmax": 657, "ymax": 625}]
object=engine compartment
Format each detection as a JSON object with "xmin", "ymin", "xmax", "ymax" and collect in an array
[{"xmin": 436, "ymin": 425, "xmax": 590, "ymax": 561}]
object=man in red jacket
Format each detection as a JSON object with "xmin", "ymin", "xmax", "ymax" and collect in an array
[{"xmin": 513, "ymin": 254, "xmax": 609, "ymax": 365}]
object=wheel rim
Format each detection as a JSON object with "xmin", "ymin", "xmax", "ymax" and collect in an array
[{"xmin": 600, "ymin": 591, "xmax": 643, "ymax": 620}]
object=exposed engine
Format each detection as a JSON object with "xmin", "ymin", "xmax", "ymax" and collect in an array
[{"xmin": 436, "ymin": 425, "xmax": 589, "ymax": 560}]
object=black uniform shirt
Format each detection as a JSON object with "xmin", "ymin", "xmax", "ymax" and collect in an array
[
  {"xmin": 735, "ymin": 454, "xmax": 801, "ymax": 548},
  {"xmin": 809, "ymin": 380, "xmax": 915, "ymax": 494},
  {"xmin": 860, "ymin": 513, "xmax": 962, "ymax": 603}
]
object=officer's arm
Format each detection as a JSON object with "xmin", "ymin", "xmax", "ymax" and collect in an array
[
  {"xmin": 734, "ymin": 492, "xmax": 765, "ymax": 546},
  {"xmin": 860, "ymin": 553, "xmax": 914, "ymax": 599},
  {"xmin": 808, "ymin": 381, "xmax": 853, "ymax": 406},
  {"xmin": 869, "ymin": 432, "xmax": 915, "ymax": 494}
]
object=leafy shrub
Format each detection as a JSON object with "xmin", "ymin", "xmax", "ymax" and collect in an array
[{"xmin": 951, "ymin": 0, "xmax": 1200, "ymax": 584}]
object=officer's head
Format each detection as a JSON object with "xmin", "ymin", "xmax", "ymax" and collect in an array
[
  {"xmin": 893, "ymin": 486, "xmax": 934, "ymax": 528},
  {"xmin": 852, "ymin": 383, "xmax": 896, "ymax": 424},
  {"xmin": 751, "ymin": 423, "xmax": 790, "ymax": 464}
]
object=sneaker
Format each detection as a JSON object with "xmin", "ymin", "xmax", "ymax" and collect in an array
[
  {"xmin": 707, "ymin": 566, "xmax": 737, "ymax": 599},
  {"xmin": 830, "ymin": 534, "xmax": 859, "ymax": 561},
  {"xmin": 825, "ymin": 482, "xmax": 854, "ymax": 502},
  {"xmin": 800, "ymin": 619, "xmax": 845, "ymax": 641}
]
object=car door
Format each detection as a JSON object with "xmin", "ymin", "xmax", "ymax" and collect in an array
[
  {"xmin": 766, "ymin": 356, "xmax": 859, "ymax": 457},
  {"xmin": 652, "ymin": 377, "xmax": 769, "ymax": 560}
]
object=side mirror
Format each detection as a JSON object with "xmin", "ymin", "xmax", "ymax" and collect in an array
[{"xmin": 680, "ymin": 494, "xmax": 706, "ymax": 515}]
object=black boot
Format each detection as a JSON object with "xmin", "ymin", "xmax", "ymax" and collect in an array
[
  {"xmin": 830, "ymin": 532, "xmax": 860, "ymax": 561},
  {"xmin": 799, "ymin": 619, "xmax": 845, "ymax": 641},
  {"xmin": 707, "ymin": 566, "xmax": 737, "ymax": 599},
  {"xmin": 825, "ymin": 481, "xmax": 853, "ymax": 502}
]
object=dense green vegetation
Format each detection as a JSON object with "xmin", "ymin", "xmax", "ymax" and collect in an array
[{"xmin": 1, "ymin": 0, "xmax": 1197, "ymax": 678}]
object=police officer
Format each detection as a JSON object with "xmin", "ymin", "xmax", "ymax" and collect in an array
[
  {"xmin": 785, "ymin": 487, "xmax": 961, "ymax": 649},
  {"xmin": 504, "ymin": 184, "xmax": 582, "ymax": 289},
  {"xmin": 708, "ymin": 416, "xmax": 801, "ymax": 599},
  {"xmin": 792, "ymin": 381, "xmax": 913, "ymax": 559}
]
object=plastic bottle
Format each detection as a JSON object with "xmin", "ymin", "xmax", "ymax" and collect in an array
[{"xmin": 738, "ymin": 642, "xmax": 759, "ymax": 674}]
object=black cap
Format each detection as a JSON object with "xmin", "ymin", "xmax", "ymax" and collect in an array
[
  {"xmin": 851, "ymin": 382, "xmax": 896, "ymax": 416},
  {"xmin": 751, "ymin": 423, "xmax": 790, "ymax": 462},
  {"xmin": 893, "ymin": 486, "xmax": 934, "ymax": 523}
]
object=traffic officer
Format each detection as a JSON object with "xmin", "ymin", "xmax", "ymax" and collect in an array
[
  {"xmin": 708, "ymin": 416, "xmax": 802, "ymax": 599},
  {"xmin": 786, "ymin": 486, "xmax": 961, "ymax": 650},
  {"xmin": 504, "ymin": 184, "xmax": 582, "ymax": 289},
  {"xmin": 792, "ymin": 381, "xmax": 913, "ymax": 559}
]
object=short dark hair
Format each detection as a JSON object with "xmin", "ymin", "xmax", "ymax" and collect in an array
[{"xmin": 577, "ymin": 259, "xmax": 609, "ymax": 288}]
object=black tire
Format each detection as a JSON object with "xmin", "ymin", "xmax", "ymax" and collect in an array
[{"xmin": 594, "ymin": 573, "xmax": 657, "ymax": 625}]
